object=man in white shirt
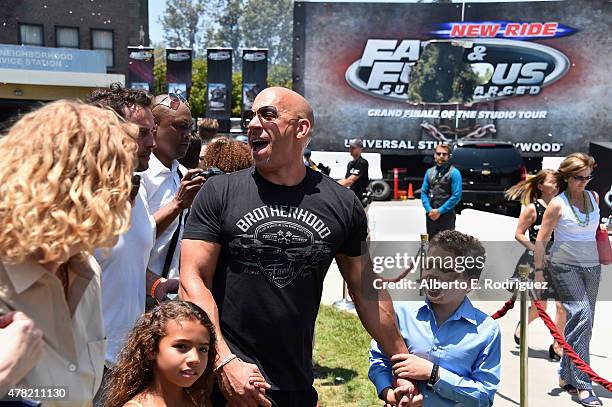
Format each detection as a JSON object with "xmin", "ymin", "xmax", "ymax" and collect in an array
[
  {"xmin": 87, "ymin": 85, "xmax": 180, "ymax": 405},
  {"xmin": 141, "ymin": 94, "xmax": 205, "ymax": 281}
]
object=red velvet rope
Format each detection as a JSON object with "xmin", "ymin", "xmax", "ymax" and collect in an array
[
  {"xmin": 490, "ymin": 294, "xmax": 517, "ymax": 320},
  {"xmin": 532, "ymin": 300, "xmax": 612, "ymax": 392},
  {"xmin": 490, "ymin": 294, "xmax": 612, "ymax": 392}
]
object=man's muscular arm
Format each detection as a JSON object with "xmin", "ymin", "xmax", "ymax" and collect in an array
[{"xmin": 336, "ymin": 253, "xmax": 407, "ymax": 357}]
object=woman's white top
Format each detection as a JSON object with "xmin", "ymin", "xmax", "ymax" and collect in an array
[{"xmin": 550, "ymin": 190, "xmax": 599, "ymax": 267}]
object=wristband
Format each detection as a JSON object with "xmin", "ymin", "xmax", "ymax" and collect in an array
[
  {"xmin": 214, "ymin": 353, "xmax": 238, "ymax": 373},
  {"xmin": 427, "ymin": 363, "xmax": 439, "ymax": 389},
  {"xmin": 151, "ymin": 278, "xmax": 163, "ymax": 300}
]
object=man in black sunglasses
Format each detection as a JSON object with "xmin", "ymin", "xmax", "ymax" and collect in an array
[{"xmin": 180, "ymin": 87, "xmax": 414, "ymax": 407}]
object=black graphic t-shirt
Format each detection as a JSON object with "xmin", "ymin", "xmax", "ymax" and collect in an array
[
  {"xmin": 345, "ymin": 156, "xmax": 369, "ymax": 198},
  {"xmin": 183, "ymin": 167, "xmax": 368, "ymax": 391}
]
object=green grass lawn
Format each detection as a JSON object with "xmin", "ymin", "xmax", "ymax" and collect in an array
[{"xmin": 313, "ymin": 305, "xmax": 381, "ymax": 407}]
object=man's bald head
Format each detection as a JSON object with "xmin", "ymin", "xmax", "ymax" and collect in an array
[
  {"xmin": 151, "ymin": 94, "xmax": 191, "ymax": 122},
  {"xmin": 255, "ymin": 87, "xmax": 314, "ymax": 128},
  {"xmin": 151, "ymin": 94, "xmax": 193, "ymax": 166},
  {"xmin": 152, "ymin": 94, "xmax": 167, "ymax": 105}
]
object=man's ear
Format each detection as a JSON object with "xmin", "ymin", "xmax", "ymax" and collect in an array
[{"xmin": 295, "ymin": 118, "xmax": 312, "ymax": 140}]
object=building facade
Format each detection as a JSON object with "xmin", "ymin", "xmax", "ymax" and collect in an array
[
  {"xmin": 1, "ymin": 0, "xmax": 149, "ymax": 74},
  {"xmin": 0, "ymin": 0, "xmax": 149, "ymax": 126}
]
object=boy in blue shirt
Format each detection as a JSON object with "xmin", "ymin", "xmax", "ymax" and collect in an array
[{"xmin": 369, "ymin": 230, "xmax": 501, "ymax": 406}]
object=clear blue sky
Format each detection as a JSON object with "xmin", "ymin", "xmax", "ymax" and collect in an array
[{"xmin": 149, "ymin": 0, "xmax": 165, "ymax": 45}]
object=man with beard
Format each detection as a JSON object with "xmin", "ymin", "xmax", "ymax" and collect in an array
[
  {"xmin": 87, "ymin": 85, "xmax": 178, "ymax": 404},
  {"xmin": 421, "ymin": 143, "xmax": 462, "ymax": 238},
  {"xmin": 180, "ymin": 87, "xmax": 415, "ymax": 407}
]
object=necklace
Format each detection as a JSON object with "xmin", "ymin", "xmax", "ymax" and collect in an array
[{"xmin": 565, "ymin": 190, "xmax": 590, "ymax": 227}]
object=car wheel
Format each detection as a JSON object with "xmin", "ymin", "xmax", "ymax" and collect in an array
[{"xmin": 368, "ymin": 180, "xmax": 391, "ymax": 201}]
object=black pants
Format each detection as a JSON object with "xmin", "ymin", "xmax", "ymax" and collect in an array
[
  {"xmin": 211, "ymin": 384, "xmax": 318, "ymax": 407},
  {"xmin": 426, "ymin": 210, "xmax": 456, "ymax": 239}
]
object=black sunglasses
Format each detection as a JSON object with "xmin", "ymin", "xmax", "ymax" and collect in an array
[
  {"xmin": 435, "ymin": 152, "xmax": 449, "ymax": 156},
  {"xmin": 573, "ymin": 175, "xmax": 593, "ymax": 182},
  {"xmin": 241, "ymin": 105, "xmax": 279, "ymax": 128},
  {"xmin": 152, "ymin": 92, "xmax": 189, "ymax": 111}
]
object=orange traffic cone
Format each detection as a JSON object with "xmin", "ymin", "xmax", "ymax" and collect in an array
[{"xmin": 407, "ymin": 182, "xmax": 415, "ymax": 199}]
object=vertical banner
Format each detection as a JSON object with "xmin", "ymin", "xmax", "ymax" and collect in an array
[
  {"xmin": 127, "ymin": 46, "xmax": 154, "ymax": 92},
  {"xmin": 166, "ymin": 48, "xmax": 193, "ymax": 98},
  {"xmin": 206, "ymin": 47, "xmax": 232, "ymax": 133},
  {"xmin": 241, "ymin": 48, "xmax": 268, "ymax": 122}
]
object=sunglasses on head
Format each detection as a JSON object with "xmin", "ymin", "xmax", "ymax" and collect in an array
[
  {"xmin": 152, "ymin": 92, "xmax": 189, "ymax": 111},
  {"xmin": 241, "ymin": 105, "xmax": 279, "ymax": 128},
  {"xmin": 572, "ymin": 175, "xmax": 593, "ymax": 182}
]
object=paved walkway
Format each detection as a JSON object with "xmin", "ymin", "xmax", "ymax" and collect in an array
[{"xmin": 321, "ymin": 201, "xmax": 612, "ymax": 406}]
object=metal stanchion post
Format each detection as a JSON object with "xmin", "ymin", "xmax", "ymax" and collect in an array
[
  {"xmin": 418, "ymin": 233, "xmax": 429, "ymax": 297},
  {"xmin": 518, "ymin": 263, "xmax": 530, "ymax": 407},
  {"xmin": 332, "ymin": 279, "xmax": 355, "ymax": 311}
]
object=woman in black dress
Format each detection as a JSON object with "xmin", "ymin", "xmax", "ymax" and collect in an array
[{"xmin": 506, "ymin": 169, "xmax": 566, "ymax": 360}]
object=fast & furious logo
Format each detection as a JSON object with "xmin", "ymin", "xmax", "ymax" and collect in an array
[{"xmin": 345, "ymin": 22, "xmax": 572, "ymax": 103}]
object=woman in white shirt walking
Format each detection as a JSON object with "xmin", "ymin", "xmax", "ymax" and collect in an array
[{"xmin": 535, "ymin": 153, "xmax": 602, "ymax": 407}]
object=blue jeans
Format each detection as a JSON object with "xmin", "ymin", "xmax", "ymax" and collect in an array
[{"xmin": 551, "ymin": 262, "xmax": 601, "ymax": 390}]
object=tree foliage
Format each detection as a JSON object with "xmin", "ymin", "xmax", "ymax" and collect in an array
[
  {"xmin": 241, "ymin": 0, "xmax": 293, "ymax": 65},
  {"xmin": 268, "ymin": 64, "xmax": 292, "ymax": 89},
  {"xmin": 153, "ymin": 45, "xmax": 167, "ymax": 95},
  {"xmin": 158, "ymin": 0, "xmax": 207, "ymax": 49},
  {"xmin": 407, "ymin": 42, "xmax": 478, "ymax": 104},
  {"xmin": 156, "ymin": 0, "xmax": 294, "ymax": 117},
  {"xmin": 190, "ymin": 58, "xmax": 208, "ymax": 118},
  {"xmin": 158, "ymin": 0, "xmax": 294, "ymax": 70},
  {"xmin": 232, "ymin": 71, "xmax": 242, "ymax": 117},
  {"xmin": 207, "ymin": 0, "xmax": 244, "ymax": 64}
]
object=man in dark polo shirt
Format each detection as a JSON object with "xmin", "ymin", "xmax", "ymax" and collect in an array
[{"xmin": 339, "ymin": 138, "xmax": 369, "ymax": 200}]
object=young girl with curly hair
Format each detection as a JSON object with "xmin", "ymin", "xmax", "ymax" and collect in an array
[
  {"xmin": 103, "ymin": 301, "xmax": 215, "ymax": 406},
  {"xmin": 103, "ymin": 301, "xmax": 268, "ymax": 407}
]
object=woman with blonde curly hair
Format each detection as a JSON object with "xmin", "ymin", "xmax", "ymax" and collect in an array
[
  {"xmin": 199, "ymin": 136, "xmax": 253, "ymax": 173},
  {"xmin": 0, "ymin": 100, "xmax": 138, "ymax": 405},
  {"xmin": 535, "ymin": 153, "xmax": 602, "ymax": 406}
]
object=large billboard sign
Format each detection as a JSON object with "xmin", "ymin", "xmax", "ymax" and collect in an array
[{"xmin": 293, "ymin": 1, "xmax": 611, "ymax": 156}]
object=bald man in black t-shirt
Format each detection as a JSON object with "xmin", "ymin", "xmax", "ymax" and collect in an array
[{"xmin": 179, "ymin": 87, "xmax": 415, "ymax": 407}]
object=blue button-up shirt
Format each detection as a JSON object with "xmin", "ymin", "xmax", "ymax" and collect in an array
[
  {"xmin": 369, "ymin": 298, "xmax": 501, "ymax": 407},
  {"xmin": 421, "ymin": 165, "xmax": 462, "ymax": 214}
]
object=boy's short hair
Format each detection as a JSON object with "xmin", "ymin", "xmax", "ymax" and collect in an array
[
  {"xmin": 198, "ymin": 117, "xmax": 219, "ymax": 141},
  {"xmin": 429, "ymin": 230, "xmax": 486, "ymax": 279}
]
